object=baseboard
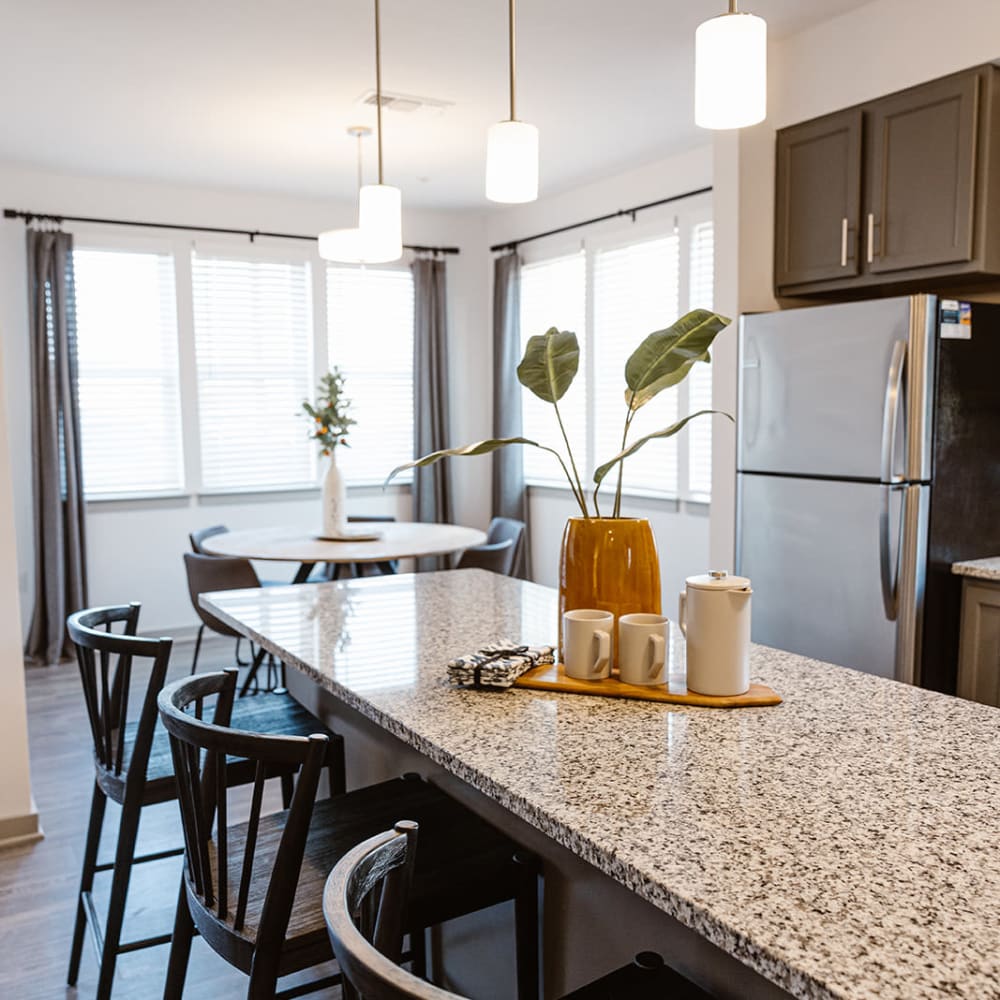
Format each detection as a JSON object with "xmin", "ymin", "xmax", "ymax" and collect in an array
[{"xmin": 0, "ymin": 807, "xmax": 43, "ymax": 850}]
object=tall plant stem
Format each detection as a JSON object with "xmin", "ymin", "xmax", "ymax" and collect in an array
[
  {"xmin": 613, "ymin": 395, "xmax": 638, "ymax": 518},
  {"xmin": 552, "ymin": 396, "xmax": 589, "ymax": 516}
]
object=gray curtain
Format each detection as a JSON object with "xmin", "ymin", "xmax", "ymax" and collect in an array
[
  {"xmin": 25, "ymin": 229, "xmax": 88, "ymax": 664},
  {"xmin": 492, "ymin": 251, "xmax": 530, "ymax": 579},
  {"xmin": 412, "ymin": 256, "xmax": 453, "ymax": 572}
]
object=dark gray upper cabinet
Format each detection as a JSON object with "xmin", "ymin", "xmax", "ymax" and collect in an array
[
  {"xmin": 775, "ymin": 65, "xmax": 1000, "ymax": 298},
  {"xmin": 867, "ymin": 73, "xmax": 979, "ymax": 273},
  {"xmin": 775, "ymin": 109, "xmax": 863, "ymax": 286}
]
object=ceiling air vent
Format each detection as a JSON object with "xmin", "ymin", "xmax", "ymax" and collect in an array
[{"xmin": 357, "ymin": 89, "xmax": 453, "ymax": 115}]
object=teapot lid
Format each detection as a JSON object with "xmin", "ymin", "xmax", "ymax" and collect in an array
[{"xmin": 685, "ymin": 569, "xmax": 752, "ymax": 591}]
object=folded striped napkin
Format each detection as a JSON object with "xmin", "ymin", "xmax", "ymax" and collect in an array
[{"xmin": 448, "ymin": 641, "xmax": 555, "ymax": 689}]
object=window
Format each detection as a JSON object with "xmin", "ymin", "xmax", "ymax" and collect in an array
[
  {"xmin": 686, "ymin": 220, "xmax": 715, "ymax": 498},
  {"xmin": 73, "ymin": 246, "xmax": 184, "ymax": 497},
  {"xmin": 518, "ymin": 201, "xmax": 715, "ymax": 501},
  {"xmin": 192, "ymin": 251, "xmax": 315, "ymax": 492},
  {"xmin": 593, "ymin": 234, "xmax": 681, "ymax": 497},
  {"xmin": 519, "ymin": 252, "xmax": 586, "ymax": 483},
  {"xmin": 326, "ymin": 266, "xmax": 415, "ymax": 484}
]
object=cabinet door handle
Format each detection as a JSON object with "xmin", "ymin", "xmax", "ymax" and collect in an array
[
  {"xmin": 841, "ymin": 217, "xmax": 849, "ymax": 267},
  {"xmin": 867, "ymin": 212, "xmax": 876, "ymax": 263}
]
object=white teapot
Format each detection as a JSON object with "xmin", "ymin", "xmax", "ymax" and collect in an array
[{"xmin": 678, "ymin": 571, "xmax": 752, "ymax": 696}]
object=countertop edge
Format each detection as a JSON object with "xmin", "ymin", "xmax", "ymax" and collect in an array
[{"xmin": 951, "ymin": 556, "xmax": 1000, "ymax": 582}]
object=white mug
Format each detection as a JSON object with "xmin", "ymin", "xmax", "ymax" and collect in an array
[
  {"xmin": 618, "ymin": 613, "xmax": 668, "ymax": 686},
  {"xmin": 562, "ymin": 609, "xmax": 613, "ymax": 681}
]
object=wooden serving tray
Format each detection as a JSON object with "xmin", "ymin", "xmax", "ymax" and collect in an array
[{"xmin": 515, "ymin": 662, "xmax": 782, "ymax": 708}]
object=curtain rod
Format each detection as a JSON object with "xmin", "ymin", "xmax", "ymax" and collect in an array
[
  {"xmin": 489, "ymin": 185, "xmax": 713, "ymax": 253},
  {"xmin": 1, "ymin": 208, "xmax": 460, "ymax": 256}
]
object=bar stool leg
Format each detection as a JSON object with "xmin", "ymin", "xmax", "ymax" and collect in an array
[
  {"xmin": 67, "ymin": 782, "xmax": 107, "ymax": 985},
  {"xmin": 96, "ymin": 794, "xmax": 143, "ymax": 1000},
  {"xmin": 408, "ymin": 926, "xmax": 428, "ymax": 978},
  {"xmin": 513, "ymin": 850, "xmax": 541, "ymax": 1000},
  {"xmin": 163, "ymin": 882, "xmax": 195, "ymax": 1000}
]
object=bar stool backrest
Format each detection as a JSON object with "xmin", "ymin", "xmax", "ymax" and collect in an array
[
  {"xmin": 158, "ymin": 670, "xmax": 329, "ymax": 951},
  {"xmin": 324, "ymin": 823, "xmax": 465, "ymax": 1000},
  {"xmin": 67, "ymin": 604, "xmax": 173, "ymax": 797}
]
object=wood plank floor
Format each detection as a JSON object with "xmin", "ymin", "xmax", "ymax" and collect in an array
[{"xmin": 0, "ymin": 635, "xmax": 341, "ymax": 999}]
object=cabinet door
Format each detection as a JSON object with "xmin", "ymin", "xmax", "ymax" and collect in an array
[
  {"xmin": 774, "ymin": 109, "xmax": 863, "ymax": 288},
  {"xmin": 957, "ymin": 581, "xmax": 1000, "ymax": 707},
  {"xmin": 868, "ymin": 73, "xmax": 980, "ymax": 273}
]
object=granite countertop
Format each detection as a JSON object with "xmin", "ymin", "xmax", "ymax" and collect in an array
[
  {"xmin": 952, "ymin": 556, "xmax": 1000, "ymax": 582},
  {"xmin": 203, "ymin": 571, "xmax": 1000, "ymax": 1000}
]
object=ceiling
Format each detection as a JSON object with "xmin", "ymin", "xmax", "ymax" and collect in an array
[{"xmin": 0, "ymin": 0, "xmax": 874, "ymax": 209}]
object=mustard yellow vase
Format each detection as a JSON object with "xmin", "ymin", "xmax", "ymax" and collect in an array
[{"xmin": 558, "ymin": 517, "xmax": 662, "ymax": 667}]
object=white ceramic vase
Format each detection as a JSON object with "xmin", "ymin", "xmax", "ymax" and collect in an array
[{"xmin": 321, "ymin": 452, "xmax": 347, "ymax": 538}]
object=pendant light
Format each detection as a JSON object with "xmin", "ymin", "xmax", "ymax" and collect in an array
[
  {"xmin": 318, "ymin": 126, "xmax": 371, "ymax": 264},
  {"xmin": 694, "ymin": 0, "xmax": 767, "ymax": 130},
  {"xmin": 486, "ymin": 0, "xmax": 538, "ymax": 203},
  {"xmin": 358, "ymin": 0, "xmax": 403, "ymax": 262}
]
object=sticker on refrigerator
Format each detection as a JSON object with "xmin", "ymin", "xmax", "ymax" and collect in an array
[{"xmin": 940, "ymin": 300, "xmax": 972, "ymax": 339}]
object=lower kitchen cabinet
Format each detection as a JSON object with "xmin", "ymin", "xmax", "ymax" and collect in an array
[{"xmin": 957, "ymin": 578, "xmax": 1000, "ymax": 706}]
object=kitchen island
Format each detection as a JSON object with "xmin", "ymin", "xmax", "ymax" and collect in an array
[{"xmin": 203, "ymin": 570, "xmax": 1000, "ymax": 1000}]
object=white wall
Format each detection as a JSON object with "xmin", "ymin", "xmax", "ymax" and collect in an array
[
  {"xmin": 0, "ymin": 165, "xmax": 492, "ymax": 634},
  {"xmin": 0, "ymin": 333, "xmax": 35, "ymax": 836},
  {"xmin": 485, "ymin": 146, "xmax": 724, "ymax": 603}
]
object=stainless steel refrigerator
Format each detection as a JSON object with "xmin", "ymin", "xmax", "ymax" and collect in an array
[{"xmin": 736, "ymin": 294, "xmax": 1000, "ymax": 691}]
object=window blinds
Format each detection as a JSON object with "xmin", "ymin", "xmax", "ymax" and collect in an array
[
  {"xmin": 593, "ymin": 234, "xmax": 681, "ymax": 496},
  {"xmin": 73, "ymin": 247, "xmax": 184, "ymax": 497},
  {"xmin": 192, "ymin": 251, "xmax": 316, "ymax": 491},
  {"xmin": 687, "ymin": 220, "xmax": 715, "ymax": 498},
  {"xmin": 326, "ymin": 266, "xmax": 415, "ymax": 484},
  {"xmin": 518, "ymin": 252, "xmax": 587, "ymax": 484}
]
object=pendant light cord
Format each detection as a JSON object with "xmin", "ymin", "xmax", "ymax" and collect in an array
[
  {"xmin": 508, "ymin": 0, "xmax": 517, "ymax": 121},
  {"xmin": 374, "ymin": 0, "xmax": 384, "ymax": 185},
  {"xmin": 728, "ymin": 0, "xmax": 738, "ymax": 11}
]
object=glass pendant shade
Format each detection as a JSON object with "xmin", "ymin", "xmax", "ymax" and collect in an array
[
  {"xmin": 318, "ymin": 227, "xmax": 365, "ymax": 263},
  {"xmin": 486, "ymin": 119, "xmax": 539, "ymax": 203},
  {"xmin": 358, "ymin": 183, "xmax": 402, "ymax": 263},
  {"xmin": 695, "ymin": 11, "xmax": 767, "ymax": 130}
]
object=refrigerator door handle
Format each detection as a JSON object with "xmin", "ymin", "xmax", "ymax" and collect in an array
[
  {"xmin": 879, "ymin": 485, "xmax": 901, "ymax": 621},
  {"xmin": 880, "ymin": 339, "xmax": 907, "ymax": 485}
]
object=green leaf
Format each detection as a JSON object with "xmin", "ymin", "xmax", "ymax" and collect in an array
[
  {"xmin": 625, "ymin": 351, "xmax": 712, "ymax": 410},
  {"xmin": 624, "ymin": 310, "xmax": 730, "ymax": 408},
  {"xmin": 384, "ymin": 436, "xmax": 584, "ymax": 515},
  {"xmin": 592, "ymin": 410, "xmax": 733, "ymax": 489},
  {"xmin": 516, "ymin": 328, "xmax": 580, "ymax": 403}
]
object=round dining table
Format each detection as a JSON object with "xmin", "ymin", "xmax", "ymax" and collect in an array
[{"xmin": 200, "ymin": 521, "xmax": 488, "ymax": 583}]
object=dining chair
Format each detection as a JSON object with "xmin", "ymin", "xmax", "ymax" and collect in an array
[
  {"xmin": 159, "ymin": 669, "xmax": 541, "ymax": 1000},
  {"xmin": 190, "ymin": 524, "xmax": 251, "ymax": 665},
  {"xmin": 456, "ymin": 517, "xmax": 525, "ymax": 576},
  {"xmin": 185, "ymin": 552, "xmax": 281, "ymax": 694},
  {"xmin": 66, "ymin": 605, "xmax": 345, "ymax": 1000},
  {"xmin": 324, "ymin": 823, "xmax": 714, "ymax": 1000}
]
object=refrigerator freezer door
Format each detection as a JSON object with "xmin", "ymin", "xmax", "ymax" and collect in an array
[
  {"xmin": 739, "ymin": 296, "xmax": 934, "ymax": 481},
  {"xmin": 737, "ymin": 473, "xmax": 917, "ymax": 679}
]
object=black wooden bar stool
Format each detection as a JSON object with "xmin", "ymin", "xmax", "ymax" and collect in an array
[
  {"xmin": 158, "ymin": 669, "xmax": 540, "ymax": 1000},
  {"xmin": 65, "ymin": 604, "xmax": 346, "ymax": 1000},
  {"xmin": 324, "ymin": 823, "xmax": 715, "ymax": 1000}
]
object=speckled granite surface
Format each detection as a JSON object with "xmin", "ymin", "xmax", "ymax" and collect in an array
[
  {"xmin": 952, "ymin": 556, "xmax": 1000, "ymax": 582},
  {"xmin": 204, "ymin": 571, "xmax": 1000, "ymax": 1000}
]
